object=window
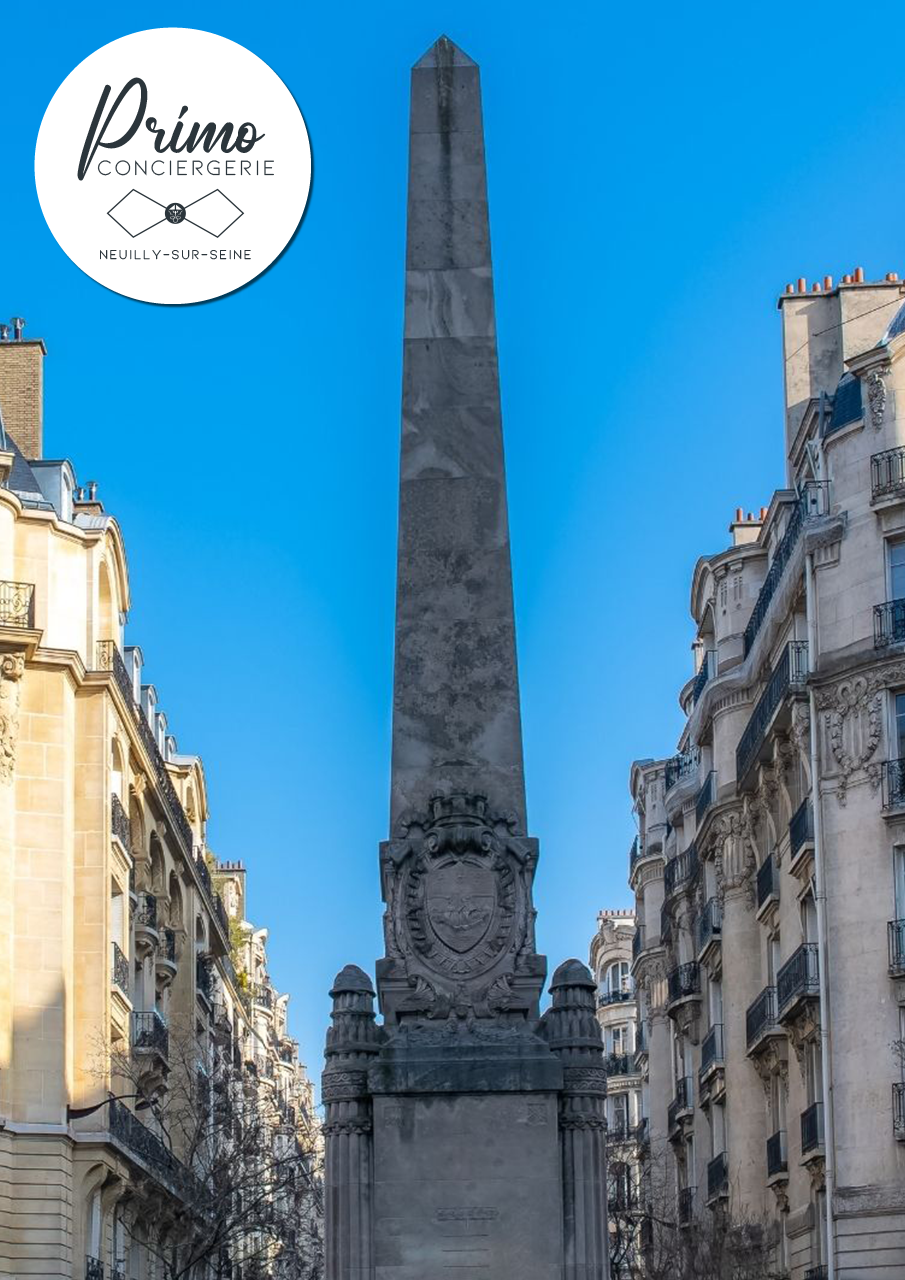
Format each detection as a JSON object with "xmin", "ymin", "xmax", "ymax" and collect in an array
[
  {"xmin": 889, "ymin": 540, "xmax": 905, "ymax": 601},
  {"xmin": 894, "ymin": 847, "xmax": 905, "ymax": 920}
]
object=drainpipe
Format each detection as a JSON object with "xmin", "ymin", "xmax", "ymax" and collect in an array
[{"xmin": 805, "ymin": 548, "xmax": 837, "ymax": 1280}]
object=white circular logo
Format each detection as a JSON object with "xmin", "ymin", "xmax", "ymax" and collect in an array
[{"xmin": 35, "ymin": 28, "xmax": 311, "ymax": 305}]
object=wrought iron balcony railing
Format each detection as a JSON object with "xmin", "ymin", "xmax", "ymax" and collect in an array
[
  {"xmin": 872, "ymin": 446, "xmax": 905, "ymax": 501},
  {"xmin": 696, "ymin": 897, "xmax": 722, "ymax": 956},
  {"xmin": 196, "ymin": 956, "xmax": 213, "ymax": 1001},
  {"xmin": 874, "ymin": 598, "xmax": 905, "ymax": 648},
  {"xmin": 605, "ymin": 1052, "xmax": 634, "ymax": 1077},
  {"xmin": 707, "ymin": 1151, "xmax": 728, "ymax": 1200},
  {"xmin": 692, "ymin": 650, "xmax": 717, "ymax": 705},
  {"xmin": 888, "ymin": 920, "xmax": 905, "ymax": 976},
  {"xmin": 894, "ymin": 1082, "xmax": 905, "ymax": 1139},
  {"xmin": 665, "ymin": 747, "xmax": 699, "ymax": 793},
  {"xmin": 743, "ymin": 483, "xmax": 829, "ymax": 657},
  {"xmin": 110, "ymin": 793, "xmax": 131, "ymax": 854},
  {"xmin": 111, "ymin": 942, "xmax": 129, "ymax": 995},
  {"xmin": 699, "ymin": 1023, "xmax": 724, "ymax": 1081},
  {"xmin": 95, "ymin": 640, "xmax": 135, "ymax": 706},
  {"xmin": 803, "ymin": 1267, "xmax": 828, "ymax": 1280},
  {"xmin": 599, "ymin": 987, "xmax": 634, "ymax": 1006},
  {"xmin": 737, "ymin": 641, "xmax": 808, "ymax": 784},
  {"xmin": 777, "ymin": 943, "xmax": 819, "ymax": 1019},
  {"xmin": 134, "ymin": 707, "xmax": 194, "ymax": 854},
  {"xmin": 632, "ymin": 928, "xmax": 643, "ymax": 960},
  {"xmin": 629, "ymin": 835, "xmax": 642, "ymax": 870},
  {"xmin": 766, "ymin": 1129, "xmax": 787, "ymax": 1178},
  {"xmin": 161, "ymin": 928, "xmax": 177, "ymax": 963},
  {"xmin": 667, "ymin": 962, "xmax": 701, "ymax": 1006},
  {"xmin": 254, "ymin": 983, "xmax": 274, "ymax": 1010},
  {"xmin": 695, "ymin": 771, "xmax": 717, "ymax": 825},
  {"xmin": 86, "ymin": 1257, "xmax": 104, "ymax": 1280},
  {"xmin": 664, "ymin": 843, "xmax": 698, "ymax": 897},
  {"xmin": 668, "ymin": 1076, "xmax": 694, "ymax": 1132},
  {"xmin": 789, "ymin": 797, "xmax": 814, "ymax": 860},
  {"xmin": 131, "ymin": 1009, "xmax": 168, "ymax": 1059},
  {"xmin": 135, "ymin": 892, "xmax": 157, "ymax": 932},
  {"xmin": 756, "ymin": 851, "xmax": 778, "ymax": 912},
  {"xmin": 677, "ymin": 1185, "xmax": 695, "ymax": 1226},
  {"xmin": 746, "ymin": 985, "xmax": 779, "ymax": 1051},
  {"xmin": 882, "ymin": 758, "xmax": 905, "ymax": 810},
  {"xmin": 801, "ymin": 1100, "xmax": 824, "ymax": 1155},
  {"xmin": 0, "ymin": 579, "xmax": 35, "ymax": 628},
  {"xmin": 109, "ymin": 1098, "xmax": 201, "ymax": 1202}
]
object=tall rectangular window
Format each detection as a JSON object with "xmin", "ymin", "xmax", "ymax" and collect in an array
[
  {"xmin": 890, "ymin": 540, "xmax": 905, "ymax": 601},
  {"xmin": 896, "ymin": 694, "xmax": 905, "ymax": 762}
]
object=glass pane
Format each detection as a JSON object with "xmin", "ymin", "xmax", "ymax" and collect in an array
[
  {"xmin": 891, "ymin": 542, "xmax": 905, "ymax": 600},
  {"xmin": 897, "ymin": 694, "xmax": 905, "ymax": 760}
]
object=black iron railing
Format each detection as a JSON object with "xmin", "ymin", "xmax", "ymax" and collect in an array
[
  {"xmin": 707, "ymin": 1151, "xmax": 728, "ymax": 1200},
  {"xmin": 131, "ymin": 1009, "xmax": 168, "ymax": 1059},
  {"xmin": 605, "ymin": 1052, "xmax": 634, "ymax": 1077},
  {"xmin": 677, "ymin": 1185, "xmax": 695, "ymax": 1225},
  {"xmin": 660, "ymin": 903, "xmax": 673, "ymax": 949},
  {"xmin": 801, "ymin": 1100, "xmax": 824, "ymax": 1154},
  {"xmin": 766, "ymin": 1129, "xmax": 787, "ymax": 1177},
  {"xmin": 632, "ymin": 928, "xmax": 643, "ymax": 961},
  {"xmin": 664, "ymin": 843, "xmax": 698, "ymax": 897},
  {"xmin": 872, "ymin": 446, "xmax": 905, "ymax": 500},
  {"xmin": 196, "ymin": 956, "xmax": 213, "ymax": 1002},
  {"xmin": 96, "ymin": 639, "xmax": 134, "ymax": 707},
  {"xmin": 874, "ymin": 599, "xmax": 905, "ymax": 647},
  {"xmin": 888, "ymin": 920, "xmax": 905, "ymax": 975},
  {"xmin": 777, "ymin": 943, "xmax": 819, "ymax": 1018},
  {"xmin": 109, "ymin": 1099, "xmax": 200, "ymax": 1202},
  {"xmin": 110, "ymin": 794, "xmax": 131, "ymax": 854},
  {"xmin": 136, "ymin": 892, "xmax": 157, "ymax": 931},
  {"xmin": 667, "ymin": 1077, "xmax": 694, "ymax": 1131},
  {"xmin": 695, "ymin": 771, "xmax": 717, "ymax": 825},
  {"xmin": 700, "ymin": 1024, "xmax": 724, "ymax": 1080},
  {"xmin": 667, "ymin": 962, "xmax": 700, "ymax": 1005},
  {"xmin": 635, "ymin": 1023, "xmax": 646, "ymax": 1056},
  {"xmin": 746, "ymin": 985, "xmax": 779, "ymax": 1050},
  {"xmin": 0, "ymin": 579, "xmax": 35, "ymax": 628},
  {"xmin": 696, "ymin": 897, "xmax": 722, "ymax": 955},
  {"xmin": 737, "ymin": 641, "xmax": 809, "ymax": 784},
  {"xmin": 161, "ymin": 928, "xmax": 177, "ymax": 963},
  {"xmin": 692, "ymin": 650, "xmax": 717, "ymax": 705},
  {"xmin": 111, "ymin": 942, "xmax": 129, "ymax": 994},
  {"xmin": 254, "ymin": 983, "xmax": 274, "ymax": 1010},
  {"xmin": 86, "ymin": 1258, "xmax": 104, "ymax": 1280},
  {"xmin": 134, "ymin": 708, "xmax": 193, "ymax": 853},
  {"xmin": 743, "ymin": 484, "xmax": 829, "ymax": 656},
  {"xmin": 882, "ymin": 759, "xmax": 905, "ymax": 810},
  {"xmin": 789, "ymin": 797, "xmax": 814, "ymax": 858},
  {"xmin": 665, "ymin": 748, "xmax": 700, "ymax": 793},
  {"xmin": 629, "ymin": 835, "xmax": 642, "ymax": 870},
  {"xmin": 756, "ymin": 851, "xmax": 778, "ymax": 910},
  {"xmin": 803, "ymin": 1267, "xmax": 828, "ymax": 1280},
  {"xmin": 893, "ymin": 1082, "xmax": 905, "ymax": 1139}
]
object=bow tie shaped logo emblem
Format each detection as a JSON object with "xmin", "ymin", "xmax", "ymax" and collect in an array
[{"xmin": 108, "ymin": 189, "xmax": 243, "ymax": 239}]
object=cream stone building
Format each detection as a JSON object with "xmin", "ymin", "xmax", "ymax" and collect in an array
[
  {"xmin": 629, "ymin": 269, "xmax": 905, "ymax": 1280},
  {"xmin": 0, "ymin": 325, "xmax": 322, "ymax": 1279}
]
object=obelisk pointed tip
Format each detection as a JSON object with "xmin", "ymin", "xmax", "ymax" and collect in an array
[{"xmin": 413, "ymin": 35, "xmax": 478, "ymax": 70}]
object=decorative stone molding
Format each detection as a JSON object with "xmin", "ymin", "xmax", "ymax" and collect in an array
[
  {"xmin": 0, "ymin": 652, "xmax": 25, "ymax": 784},
  {"xmin": 816, "ymin": 670, "xmax": 889, "ymax": 805},
  {"xmin": 867, "ymin": 365, "xmax": 890, "ymax": 430},
  {"xmin": 710, "ymin": 806, "xmax": 757, "ymax": 905},
  {"xmin": 751, "ymin": 1042, "xmax": 789, "ymax": 1096}
]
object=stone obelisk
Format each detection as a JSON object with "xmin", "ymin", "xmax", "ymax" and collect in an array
[{"xmin": 323, "ymin": 37, "xmax": 609, "ymax": 1280}]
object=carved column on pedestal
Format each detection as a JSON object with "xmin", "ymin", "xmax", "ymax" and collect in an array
[
  {"xmin": 322, "ymin": 965, "xmax": 381, "ymax": 1280},
  {"xmin": 540, "ymin": 960, "xmax": 610, "ymax": 1280}
]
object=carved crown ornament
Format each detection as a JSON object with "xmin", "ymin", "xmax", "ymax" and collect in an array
[
  {"xmin": 379, "ymin": 792, "xmax": 541, "ymax": 1019},
  {"xmin": 814, "ymin": 665, "xmax": 902, "ymax": 805},
  {"xmin": 707, "ymin": 804, "xmax": 758, "ymax": 905},
  {"xmin": 0, "ymin": 652, "xmax": 26, "ymax": 784}
]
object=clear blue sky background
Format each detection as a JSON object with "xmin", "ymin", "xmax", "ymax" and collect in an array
[{"xmin": 4, "ymin": 1, "xmax": 905, "ymax": 1077}]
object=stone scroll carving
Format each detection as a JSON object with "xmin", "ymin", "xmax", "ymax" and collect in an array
[
  {"xmin": 867, "ymin": 365, "xmax": 890, "ymax": 431},
  {"xmin": 816, "ymin": 670, "xmax": 889, "ymax": 805},
  {"xmin": 0, "ymin": 653, "xmax": 25, "ymax": 784}
]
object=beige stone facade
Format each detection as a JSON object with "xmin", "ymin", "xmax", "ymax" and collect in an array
[
  {"xmin": 0, "ymin": 330, "xmax": 321, "ymax": 1279},
  {"xmin": 629, "ymin": 270, "xmax": 905, "ymax": 1280}
]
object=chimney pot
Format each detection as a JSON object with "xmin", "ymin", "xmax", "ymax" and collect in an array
[
  {"xmin": 854, "ymin": 266, "xmax": 865, "ymax": 283},
  {"xmin": 824, "ymin": 275, "xmax": 834, "ymax": 290},
  {"xmin": 887, "ymin": 272, "xmax": 900, "ymax": 282},
  {"xmin": 797, "ymin": 277, "xmax": 807, "ymax": 293},
  {"xmin": 11, "ymin": 317, "xmax": 25, "ymax": 341},
  {"xmin": 0, "ymin": 325, "xmax": 8, "ymax": 343},
  {"xmin": 735, "ymin": 507, "xmax": 744, "ymax": 521},
  {"xmin": 843, "ymin": 274, "xmax": 853, "ymax": 284},
  {"xmin": 812, "ymin": 282, "xmax": 822, "ymax": 292},
  {"xmin": 785, "ymin": 283, "xmax": 794, "ymax": 294}
]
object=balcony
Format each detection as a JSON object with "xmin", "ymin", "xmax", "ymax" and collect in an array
[
  {"xmin": 756, "ymin": 851, "xmax": 779, "ymax": 917},
  {"xmin": 664, "ymin": 844, "xmax": 698, "ymax": 897},
  {"xmin": 109, "ymin": 1098, "xmax": 200, "ymax": 1201},
  {"xmin": 665, "ymin": 747, "xmax": 700, "ymax": 793},
  {"xmin": 746, "ymin": 985, "xmax": 783, "ymax": 1054},
  {"xmin": 0, "ymin": 579, "xmax": 35, "ymax": 628},
  {"xmin": 660, "ymin": 903, "xmax": 673, "ymax": 950},
  {"xmin": 699, "ymin": 1023, "xmax": 724, "ymax": 1086},
  {"xmin": 668, "ymin": 1076, "xmax": 694, "ymax": 1133},
  {"xmin": 605, "ymin": 1052, "xmax": 635, "ymax": 1077},
  {"xmin": 696, "ymin": 897, "xmax": 722, "ymax": 961},
  {"xmin": 254, "ymin": 982, "xmax": 274, "ymax": 1011},
  {"xmin": 667, "ymin": 961, "xmax": 701, "ymax": 1008},
  {"xmin": 695, "ymin": 771, "xmax": 717, "ymax": 826},
  {"xmin": 632, "ymin": 928, "xmax": 643, "ymax": 961},
  {"xmin": 882, "ymin": 758, "xmax": 905, "ymax": 811},
  {"xmin": 599, "ymin": 987, "xmax": 634, "ymax": 1007},
  {"xmin": 131, "ymin": 1009, "xmax": 168, "ymax": 1061},
  {"xmin": 196, "ymin": 956, "xmax": 213, "ymax": 1003},
  {"xmin": 677, "ymin": 1185, "xmax": 695, "ymax": 1226},
  {"xmin": 894, "ymin": 1082, "xmax": 905, "ymax": 1140},
  {"xmin": 86, "ymin": 1258, "xmax": 104, "ymax": 1280},
  {"xmin": 777, "ymin": 943, "xmax": 819, "ymax": 1020},
  {"xmin": 629, "ymin": 835, "xmax": 642, "ymax": 872},
  {"xmin": 743, "ymin": 483, "xmax": 829, "ymax": 657},
  {"xmin": 766, "ymin": 1129, "xmax": 788, "ymax": 1179},
  {"xmin": 707, "ymin": 1151, "xmax": 728, "ymax": 1203},
  {"xmin": 888, "ymin": 920, "xmax": 905, "ymax": 976},
  {"xmin": 692, "ymin": 650, "xmax": 717, "ymax": 706},
  {"xmin": 633, "ymin": 1116, "xmax": 649, "ymax": 1149},
  {"xmin": 110, "ymin": 793, "xmax": 131, "ymax": 855},
  {"xmin": 737, "ymin": 641, "xmax": 809, "ymax": 787},
  {"xmin": 789, "ymin": 798, "xmax": 815, "ymax": 866},
  {"xmin": 134, "ymin": 893, "xmax": 158, "ymax": 955},
  {"xmin": 803, "ymin": 1268, "xmax": 828, "ymax": 1280},
  {"xmin": 635, "ymin": 1023, "xmax": 647, "ymax": 1058},
  {"xmin": 95, "ymin": 640, "xmax": 135, "ymax": 706},
  {"xmin": 800, "ymin": 1100, "xmax": 824, "ymax": 1157},
  {"xmin": 872, "ymin": 446, "xmax": 905, "ymax": 502},
  {"xmin": 111, "ymin": 942, "xmax": 129, "ymax": 995},
  {"xmin": 875, "ymin": 598, "xmax": 905, "ymax": 648}
]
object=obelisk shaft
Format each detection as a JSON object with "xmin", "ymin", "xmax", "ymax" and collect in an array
[{"xmin": 391, "ymin": 36, "xmax": 526, "ymax": 832}]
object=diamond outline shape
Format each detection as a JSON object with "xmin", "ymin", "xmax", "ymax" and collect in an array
[{"xmin": 107, "ymin": 189, "xmax": 166, "ymax": 238}]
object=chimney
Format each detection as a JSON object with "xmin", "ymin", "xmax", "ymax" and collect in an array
[{"xmin": 0, "ymin": 319, "xmax": 47, "ymax": 460}]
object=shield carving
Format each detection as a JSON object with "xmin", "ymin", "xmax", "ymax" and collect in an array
[{"xmin": 425, "ymin": 861, "xmax": 496, "ymax": 954}]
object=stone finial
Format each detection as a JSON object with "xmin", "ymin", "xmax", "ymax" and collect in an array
[
  {"xmin": 539, "ymin": 960, "xmax": 604, "ymax": 1071},
  {"xmin": 330, "ymin": 964, "xmax": 376, "ymax": 998}
]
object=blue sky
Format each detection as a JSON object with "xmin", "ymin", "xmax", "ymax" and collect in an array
[{"xmin": 5, "ymin": 0, "xmax": 905, "ymax": 1076}]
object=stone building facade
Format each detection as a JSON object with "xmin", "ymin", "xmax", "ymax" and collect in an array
[
  {"xmin": 629, "ymin": 270, "xmax": 905, "ymax": 1280},
  {"xmin": 0, "ymin": 325, "xmax": 321, "ymax": 1279}
]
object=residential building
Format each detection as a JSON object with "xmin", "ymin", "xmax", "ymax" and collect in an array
[
  {"xmin": 629, "ymin": 268, "xmax": 905, "ymax": 1280},
  {"xmin": 0, "ymin": 322, "xmax": 322, "ymax": 1279}
]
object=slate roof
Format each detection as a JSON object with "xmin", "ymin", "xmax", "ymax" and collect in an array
[
  {"xmin": 0, "ymin": 409, "xmax": 53, "ymax": 510},
  {"xmin": 882, "ymin": 297, "xmax": 905, "ymax": 345}
]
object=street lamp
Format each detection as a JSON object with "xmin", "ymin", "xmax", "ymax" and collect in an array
[{"xmin": 67, "ymin": 1092, "xmax": 152, "ymax": 1122}]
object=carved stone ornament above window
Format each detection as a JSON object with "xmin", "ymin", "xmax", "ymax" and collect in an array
[{"xmin": 0, "ymin": 653, "xmax": 25, "ymax": 784}]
